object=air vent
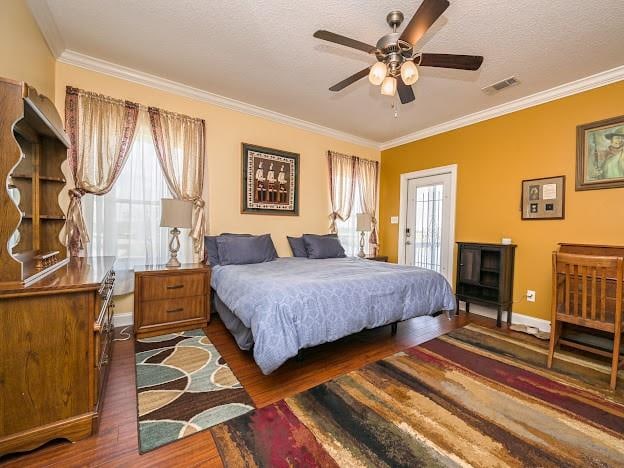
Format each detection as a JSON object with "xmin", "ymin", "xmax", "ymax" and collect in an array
[{"xmin": 482, "ymin": 76, "xmax": 520, "ymax": 94}]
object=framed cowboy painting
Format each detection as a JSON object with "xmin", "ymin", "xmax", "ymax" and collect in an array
[
  {"xmin": 576, "ymin": 115, "xmax": 624, "ymax": 191},
  {"xmin": 241, "ymin": 143, "xmax": 299, "ymax": 215}
]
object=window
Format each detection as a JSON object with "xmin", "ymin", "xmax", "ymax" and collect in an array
[
  {"xmin": 83, "ymin": 110, "xmax": 191, "ymax": 292},
  {"xmin": 336, "ymin": 184, "xmax": 369, "ymax": 257}
]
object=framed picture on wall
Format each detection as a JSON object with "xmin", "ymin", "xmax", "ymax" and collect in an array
[
  {"xmin": 521, "ymin": 175, "xmax": 565, "ymax": 220},
  {"xmin": 241, "ymin": 143, "xmax": 299, "ymax": 216},
  {"xmin": 576, "ymin": 115, "xmax": 624, "ymax": 191}
]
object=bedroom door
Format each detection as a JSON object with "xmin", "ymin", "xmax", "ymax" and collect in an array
[{"xmin": 399, "ymin": 165, "xmax": 457, "ymax": 282}]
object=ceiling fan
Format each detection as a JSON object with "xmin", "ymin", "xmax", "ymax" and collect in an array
[{"xmin": 313, "ymin": 0, "xmax": 483, "ymax": 104}]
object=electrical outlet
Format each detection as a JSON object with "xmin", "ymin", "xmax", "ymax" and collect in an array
[
  {"xmin": 390, "ymin": 216, "xmax": 399, "ymax": 224},
  {"xmin": 526, "ymin": 290, "xmax": 536, "ymax": 302}
]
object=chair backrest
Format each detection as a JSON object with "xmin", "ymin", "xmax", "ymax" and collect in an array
[{"xmin": 552, "ymin": 252, "xmax": 623, "ymax": 329}]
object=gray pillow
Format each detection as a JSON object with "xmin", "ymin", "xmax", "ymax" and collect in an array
[
  {"xmin": 287, "ymin": 236, "xmax": 307, "ymax": 257},
  {"xmin": 203, "ymin": 236, "xmax": 220, "ymax": 265},
  {"xmin": 302, "ymin": 234, "xmax": 346, "ymax": 259},
  {"xmin": 204, "ymin": 233, "xmax": 253, "ymax": 265},
  {"xmin": 216, "ymin": 234, "xmax": 278, "ymax": 265},
  {"xmin": 204, "ymin": 233, "xmax": 272, "ymax": 265}
]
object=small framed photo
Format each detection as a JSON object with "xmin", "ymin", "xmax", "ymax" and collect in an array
[
  {"xmin": 576, "ymin": 115, "xmax": 624, "ymax": 191},
  {"xmin": 241, "ymin": 143, "xmax": 299, "ymax": 216},
  {"xmin": 521, "ymin": 176, "xmax": 565, "ymax": 220}
]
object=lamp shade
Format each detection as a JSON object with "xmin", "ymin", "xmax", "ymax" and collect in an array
[
  {"xmin": 160, "ymin": 199, "xmax": 193, "ymax": 228},
  {"xmin": 368, "ymin": 62, "xmax": 387, "ymax": 86},
  {"xmin": 380, "ymin": 76, "xmax": 397, "ymax": 96},
  {"xmin": 400, "ymin": 60, "xmax": 419, "ymax": 85},
  {"xmin": 356, "ymin": 213, "xmax": 372, "ymax": 232}
]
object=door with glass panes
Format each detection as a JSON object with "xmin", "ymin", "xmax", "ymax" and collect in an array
[{"xmin": 403, "ymin": 172, "xmax": 453, "ymax": 281}]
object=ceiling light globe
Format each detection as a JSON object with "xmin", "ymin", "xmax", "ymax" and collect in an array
[
  {"xmin": 368, "ymin": 62, "xmax": 387, "ymax": 86},
  {"xmin": 380, "ymin": 76, "xmax": 397, "ymax": 97},
  {"xmin": 400, "ymin": 60, "xmax": 419, "ymax": 85}
]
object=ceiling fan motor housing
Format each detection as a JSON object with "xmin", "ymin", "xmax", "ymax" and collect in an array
[{"xmin": 375, "ymin": 31, "xmax": 414, "ymax": 75}]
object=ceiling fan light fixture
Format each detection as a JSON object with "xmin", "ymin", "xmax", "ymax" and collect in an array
[
  {"xmin": 368, "ymin": 62, "xmax": 387, "ymax": 85},
  {"xmin": 380, "ymin": 76, "xmax": 397, "ymax": 97},
  {"xmin": 400, "ymin": 60, "xmax": 419, "ymax": 85}
]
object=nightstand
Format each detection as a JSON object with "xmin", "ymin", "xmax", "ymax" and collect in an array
[
  {"xmin": 134, "ymin": 263, "xmax": 210, "ymax": 338},
  {"xmin": 365, "ymin": 255, "xmax": 388, "ymax": 262}
]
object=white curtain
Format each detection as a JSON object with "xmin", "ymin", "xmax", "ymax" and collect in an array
[
  {"xmin": 327, "ymin": 151, "xmax": 357, "ymax": 233},
  {"xmin": 336, "ymin": 183, "xmax": 369, "ymax": 256},
  {"xmin": 149, "ymin": 108, "xmax": 206, "ymax": 260},
  {"xmin": 83, "ymin": 109, "xmax": 191, "ymax": 294},
  {"xmin": 356, "ymin": 158, "xmax": 379, "ymax": 252},
  {"xmin": 64, "ymin": 87, "xmax": 139, "ymax": 256},
  {"xmin": 328, "ymin": 151, "xmax": 378, "ymax": 256}
]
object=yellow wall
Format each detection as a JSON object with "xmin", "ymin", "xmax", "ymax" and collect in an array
[
  {"xmin": 54, "ymin": 63, "xmax": 379, "ymax": 313},
  {"xmin": 379, "ymin": 81, "xmax": 624, "ymax": 320},
  {"xmin": 0, "ymin": 0, "xmax": 55, "ymax": 97}
]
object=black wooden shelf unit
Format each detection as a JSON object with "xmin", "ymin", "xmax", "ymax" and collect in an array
[{"xmin": 455, "ymin": 242, "xmax": 516, "ymax": 327}]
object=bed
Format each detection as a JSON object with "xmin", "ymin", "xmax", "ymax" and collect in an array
[{"xmin": 210, "ymin": 256, "xmax": 455, "ymax": 374}]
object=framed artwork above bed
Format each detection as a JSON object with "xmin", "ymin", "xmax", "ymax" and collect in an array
[{"xmin": 241, "ymin": 143, "xmax": 299, "ymax": 216}]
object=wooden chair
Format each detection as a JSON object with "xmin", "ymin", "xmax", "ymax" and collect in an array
[{"xmin": 548, "ymin": 252, "xmax": 623, "ymax": 389}]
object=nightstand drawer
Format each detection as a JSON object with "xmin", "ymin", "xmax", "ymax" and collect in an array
[
  {"xmin": 141, "ymin": 273, "xmax": 205, "ymax": 301},
  {"xmin": 139, "ymin": 296, "xmax": 205, "ymax": 326}
]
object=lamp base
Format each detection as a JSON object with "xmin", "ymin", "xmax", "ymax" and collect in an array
[
  {"xmin": 358, "ymin": 231, "xmax": 366, "ymax": 258},
  {"xmin": 166, "ymin": 227, "xmax": 182, "ymax": 268}
]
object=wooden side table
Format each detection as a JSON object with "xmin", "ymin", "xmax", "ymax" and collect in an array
[
  {"xmin": 134, "ymin": 263, "xmax": 210, "ymax": 338},
  {"xmin": 366, "ymin": 255, "xmax": 389, "ymax": 262}
]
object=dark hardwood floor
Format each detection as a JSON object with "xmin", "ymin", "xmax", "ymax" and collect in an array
[{"xmin": 2, "ymin": 311, "xmax": 515, "ymax": 467}]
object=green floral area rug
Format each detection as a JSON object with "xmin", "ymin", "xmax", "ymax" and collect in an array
[{"xmin": 134, "ymin": 329, "xmax": 254, "ymax": 453}]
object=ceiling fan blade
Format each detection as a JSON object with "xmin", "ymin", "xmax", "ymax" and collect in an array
[
  {"xmin": 329, "ymin": 67, "xmax": 371, "ymax": 92},
  {"xmin": 397, "ymin": 78, "xmax": 415, "ymax": 104},
  {"xmin": 399, "ymin": 0, "xmax": 450, "ymax": 45},
  {"xmin": 313, "ymin": 30, "xmax": 377, "ymax": 54},
  {"xmin": 419, "ymin": 53, "xmax": 484, "ymax": 70}
]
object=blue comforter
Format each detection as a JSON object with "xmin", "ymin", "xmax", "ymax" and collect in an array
[{"xmin": 211, "ymin": 257, "xmax": 455, "ymax": 374}]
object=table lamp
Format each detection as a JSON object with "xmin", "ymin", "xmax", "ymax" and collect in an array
[
  {"xmin": 356, "ymin": 213, "xmax": 372, "ymax": 258},
  {"xmin": 160, "ymin": 198, "xmax": 192, "ymax": 267}
]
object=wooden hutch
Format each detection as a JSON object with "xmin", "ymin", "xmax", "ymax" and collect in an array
[{"xmin": 0, "ymin": 78, "xmax": 115, "ymax": 456}]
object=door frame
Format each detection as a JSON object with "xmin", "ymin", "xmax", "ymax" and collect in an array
[{"xmin": 397, "ymin": 164, "xmax": 458, "ymax": 284}]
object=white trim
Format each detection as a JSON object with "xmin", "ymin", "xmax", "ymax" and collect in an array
[
  {"xmin": 56, "ymin": 50, "xmax": 379, "ymax": 149},
  {"xmin": 27, "ymin": 0, "xmax": 65, "ymax": 57},
  {"xmin": 459, "ymin": 302, "xmax": 551, "ymax": 332},
  {"xmin": 380, "ymin": 65, "xmax": 624, "ymax": 150},
  {"xmin": 398, "ymin": 164, "xmax": 457, "ymax": 284},
  {"xmin": 113, "ymin": 312, "xmax": 133, "ymax": 328}
]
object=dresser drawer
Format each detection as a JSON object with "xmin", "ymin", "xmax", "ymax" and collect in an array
[
  {"xmin": 141, "ymin": 272, "xmax": 205, "ymax": 301},
  {"xmin": 139, "ymin": 296, "xmax": 205, "ymax": 326}
]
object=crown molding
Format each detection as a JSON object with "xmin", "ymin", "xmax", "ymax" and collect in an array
[
  {"xmin": 57, "ymin": 50, "xmax": 380, "ymax": 149},
  {"xmin": 379, "ymin": 65, "xmax": 624, "ymax": 150},
  {"xmin": 28, "ymin": 1, "xmax": 623, "ymax": 153},
  {"xmin": 27, "ymin": 0, "xmax": 65, "ymax": 57}
]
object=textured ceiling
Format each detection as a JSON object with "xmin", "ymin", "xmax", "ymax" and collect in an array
[{"xmin": 40, "ymin": 0, "xmax": 624, "ymax": 143}]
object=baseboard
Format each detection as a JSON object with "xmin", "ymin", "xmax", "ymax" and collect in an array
[
  {"xmin": 113, "ymin": 312, "xmax": 133, "ymax": 328},
  {"xmin": 459, "ymin": 301, "xmax": 550, "ymax": 332}
]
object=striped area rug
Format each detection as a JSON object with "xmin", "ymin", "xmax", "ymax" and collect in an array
[{"xmin": 210, "ymin": 324, "xmax": 624, "ymax": 467}]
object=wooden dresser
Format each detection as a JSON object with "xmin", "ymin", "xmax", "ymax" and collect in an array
[
  {"xmin": 0, "ymin": 256, "xmax": 116, "ymax": 456},
  {"xmin": 134, "ymin": 264, "xmax": 211, "ymax": 338}
]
